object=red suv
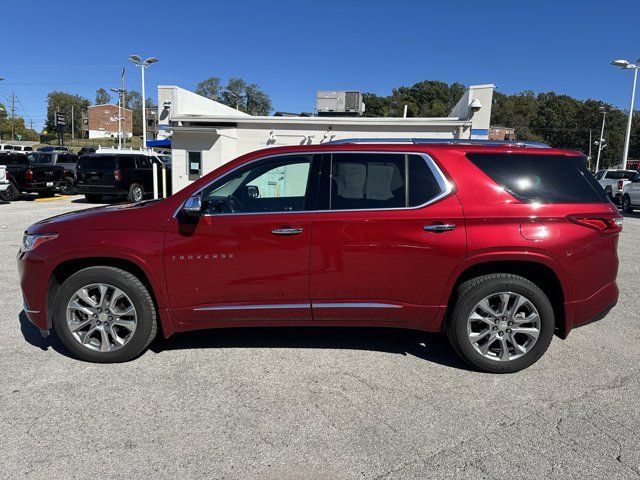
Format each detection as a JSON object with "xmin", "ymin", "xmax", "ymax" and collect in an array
[{"xmin": 18, "ymin": 141, "xmax": 621, "ymax": 372}]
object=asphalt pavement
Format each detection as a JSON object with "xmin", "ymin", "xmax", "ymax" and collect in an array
[{"xmin": 1, "ymin": 195, "xmax": 639, "ymax": 479}]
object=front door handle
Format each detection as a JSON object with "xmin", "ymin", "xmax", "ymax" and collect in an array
[
  {"xmin": 271, "ymin": 227, "xmax": 304, "ymax": 236},
  {"xmin": 424, "ymin": 223, "xmax": 456, "ymax": 232}
]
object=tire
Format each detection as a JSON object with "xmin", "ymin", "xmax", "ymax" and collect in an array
[
  {"xmin": 622, "ymin": 195, "xmax": 633, "ymax": 213},
  {"xmin": 59, "ymin": 177, "xmax": 77, "ymax": 195},
  {"xmin": 445, "ymin": 274, "xmax": 555, "ymax": 374},
  {"xmin": 0, "ymin": 182, "xmax": 20, "ymax": 201},
  {"xmin": 52, "ymin": 266, "xmax": 157, "ymax": 363},
  {"xmin": 127, "ymin": 183, "xmax": 144, "ymax": 203},
  {"xmin": 84, "ymin": 194, "xmax": 103, "ymax": 203},
  {"xmin": 38, "ymin": 190, "xmax": 56, "ymax": 198}
]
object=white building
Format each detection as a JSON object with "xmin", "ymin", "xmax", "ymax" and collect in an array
[{"xmin": 156, "ymin": 84, "xmax": 495, "ymax": 192}]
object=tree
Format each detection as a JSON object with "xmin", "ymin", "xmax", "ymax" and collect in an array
[
  {"xmin": 45, "ymin": 91, "xmax": 90, "ymax": 139},
  {"xmin": 195, "ymin": 77, "xmax": 222, "ymax": 100},
  {"xmin": 221, "ymin": 78, "xmax": 247, "ymax": 110},
  {"xmin": 125, "ymin": 91, "xmax": 143, "ymax": 136},
  {"xmin": 0, "ymin": 102, "xmax": 38, "ymax": 141},
  {"xmin": 244, "ymin": 83, "xmax": 272, "ymax": 115},
  {"xmin": 95, "ymin": 88, "xmax": 111, "ymax": 105}
]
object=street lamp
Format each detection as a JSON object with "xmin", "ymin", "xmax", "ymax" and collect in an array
[
  {"xmin": 128, "ymin": 55, "xmax": 159, "ymax": 148},
  {"xmin": 611, "ymin": 58, "xmax": 639, "ymax": 170},
  {"xmin": 595, "ymin": 106, "xmax": 608, "ymax": 172}
]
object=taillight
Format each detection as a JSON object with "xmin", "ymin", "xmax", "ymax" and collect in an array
[
  {"xmin": 568, "ymin": 214, "xmax": 623, "ymax": 235},
  {"xmin": 114, "ymin": 169, "xmax": 122, "ymax": 182},
  {"xmin": 25, "ymin": 169, "xmax": 34, "ymax": 181},
  {"xmin": 617, "ymin": 180, "xmax": 623, "ymax": 191}
]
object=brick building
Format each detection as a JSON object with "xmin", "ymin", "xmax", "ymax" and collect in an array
[
  {"xmin": 87, "ymin": 104, "xmax": 133, "ymax": 139},
  {"xmin": 489, "ymin": 125, "xmax": 516, "ymax": 141}
]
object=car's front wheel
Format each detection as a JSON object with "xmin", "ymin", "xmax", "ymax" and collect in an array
[
  {"xmin": 52, "ymin": 266, "xmax": 157, "ymax": 363},
  {"xmin": 127, "ymin": 183, "xmax": 144, "ymax": 203},
  {"xmin": 622, "ymin": 195, "xmax": 633, "ymax": 213},
  {"xmin": 446, "ymin": 274, "xmax": 555, "ymax": 373}
]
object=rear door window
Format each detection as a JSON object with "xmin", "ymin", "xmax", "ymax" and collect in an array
[
  {"xmin": 328, "ymin": 153, "xmax": 446, "ymax": 210},
  {"xmin": 467, "ymin": 153, "xmax": 608, "ymax": 203},
  {"xmin": 118, "ymin": 156, "xmax": 135, "ymax": 170}
]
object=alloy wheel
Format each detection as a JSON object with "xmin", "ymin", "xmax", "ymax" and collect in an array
[
  {"xmin": 66, "ymin": 283, "xmax": 137, "ymax": 352},
  {"xmin": 467, "ymin": 291, "xmax": 541, "ymax": 362}
]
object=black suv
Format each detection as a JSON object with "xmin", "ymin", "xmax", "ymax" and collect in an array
[
  {"xmin": 75, "ymin": 153, "xmax": 171, "ymax": 203},
  {"xmin": 26, "ymin": 151, "xmax": 79, "ymax": 195},
  {"xmin": 0, "ymin": 152, "xmax": 65, "ymax": 200}
]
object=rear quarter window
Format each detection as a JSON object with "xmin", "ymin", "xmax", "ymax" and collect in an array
[{"xmin": 467, "ymin": 153, "xmax": 608, "ymax": 203}]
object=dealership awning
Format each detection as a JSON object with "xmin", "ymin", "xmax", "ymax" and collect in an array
[{"xmin": 146, "ymin": 139, "xmax": 171, "ymax": 148}]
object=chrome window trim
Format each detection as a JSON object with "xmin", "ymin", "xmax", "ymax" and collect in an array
[{"xmin": 174, "ymin": 150, "xmax": 453, "ymax": 218}]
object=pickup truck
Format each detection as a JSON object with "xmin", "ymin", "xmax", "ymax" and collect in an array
[
  {"xmin": 0, "ymin": 165, "xmax": 9, "ymax": 199},
  {"xmin": 595, "ymin": 169, "xmax": 638, "ymax": 204},
  {"xmin": 0, "ymin": 152, "xmax": 65, "ymax": 201},
  {"xmin": 26, "ymin": 151, "xmax": 79, "ymax": 195}
]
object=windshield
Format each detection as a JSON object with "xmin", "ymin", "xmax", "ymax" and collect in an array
[
  {"xmin": 29, "ymin": 153, "xmax": 54, "ymax": 164},
  {"xmin": 606, "ymin": 170, "xmax": 637, "ymax": 180}
]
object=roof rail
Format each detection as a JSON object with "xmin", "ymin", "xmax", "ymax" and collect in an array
[{"xmin": 324, "ymin": 138, "xmax": 550, "ymax": 148}]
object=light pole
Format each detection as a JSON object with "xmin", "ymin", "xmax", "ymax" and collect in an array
[
  {"xmin": 0, "ymin": 77, "xmax": 4, "ymax": 142},
  {"xmin": 128, "ymin": 55, "xmax": 158, "ymax": 148},
  {"xmin": 110, "ymin": 87, "xmax": 126, "ymax": 149},
  {"xmin": 595, "ymin": 106, "xmax": 607, "ymax": 172},
  {"xmin": 611, "ymin": 59, "xmax": 639, "ymax": 170}
]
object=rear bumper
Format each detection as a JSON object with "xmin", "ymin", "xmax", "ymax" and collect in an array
[
  {"xmin": 24, "ymin": 181, "xmax": 63, "ymax": 192},
  {"xmin": 564, "ymin": 281, "xmax": 618, "ymax": 336}
]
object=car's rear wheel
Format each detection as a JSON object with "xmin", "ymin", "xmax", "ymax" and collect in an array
[
  {"xmin": 59, "ymin": 177, "xmax": 76, "ymax": 195},
  {"xmin": 446, "ymin": 274, "xmax": 555, "ymax": 373},
  {"xmin": 0, "ymin": 182, "xmax": 20, "ymax": 201},
  {"xmin": 52, "ymin": 266, "xmax": 157, "ymax": 363},
  {"xmin": 84, "ymin": 194, "xmax": 103, "ymax": 203},
  {"xmin": 127, "ymin": 183, "xmax": 144, "ymax": 203},
  {"xmin": 622, "ymin": 195, "xmax": 633, "ymax": 213}
]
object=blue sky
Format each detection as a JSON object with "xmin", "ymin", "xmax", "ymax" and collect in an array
[{"xmin": 1, "ymin": 0, "xmax": 639, "ymax": 131}]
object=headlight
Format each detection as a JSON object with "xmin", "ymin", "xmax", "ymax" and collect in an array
[{"xmin": 21, "ymin": 233, "xmax": 58, "ymax": 252}]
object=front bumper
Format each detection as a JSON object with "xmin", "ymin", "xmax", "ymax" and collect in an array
[{"xmin": 17, "ymin": 250, "xmax": 50, "ymax": 331}]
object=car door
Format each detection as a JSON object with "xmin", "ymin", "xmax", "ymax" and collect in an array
[
  {"xmin": 164, "ymin": 152, "xmax": 321, "ymax": 325},
  {"xmin": 309, "ymin": 151, "xmax": 466, "ymax": 327},
  {"xmin": 629, "ymin": 173, "xmax": 640, "ymax": 205}
]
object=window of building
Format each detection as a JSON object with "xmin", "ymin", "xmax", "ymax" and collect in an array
[{"xmin": 188, "ymin": 152, "xmax": 202, "ymax": 181}]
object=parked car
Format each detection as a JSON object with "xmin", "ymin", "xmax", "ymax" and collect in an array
[
  {"xmin": 620, "ymin": 171, "xmax": 640, "ymax": 213},
  {"xmin": 75, "ymin": 151, "xmax": 172, "ymax": 203},
  {"xmin": 595, "ymin": 169, "xmax": 638, "ymax": 203},
  {"xmin": 77, "ymin": 147, "xmax": 97, "ymax": 156},
  {"xmin": 26, "ymin": 151, "xmax": 79, "ymax": 195},
  {"xmin": 0, "ymin": 165, "xmax": 9, "ymax": 198},
  {"xmin": 18, "ymin": 140, "xmax": 621, "ymax": 372},
  {"xmin": 38, "ymin": 146, "xmax": 69, "ymax": 152},
  {"xmin": 0, "ymin": 152, "xmax": 65, "ymax": 200},
  {"xmin": 11, "ymin": 145, "xmax": 35, "ymax": 154}
]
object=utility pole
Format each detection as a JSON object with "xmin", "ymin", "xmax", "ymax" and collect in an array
[
  {"xmin": 595, "ymin": 108, "xmax": 607, "ymax": 172},
  {"xmin": 11, "ymin": 92, "xmax": 15, "ymax": 141},
  {"xmin": 71, "ymin": 105, "xmax": 75, "ymax": 140}
]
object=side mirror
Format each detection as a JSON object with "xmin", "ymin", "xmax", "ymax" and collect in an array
[
  {"xmin": 182, "ymin": 194, "xmax": 202, "ymax": 216},
  {"xmin": 246, "ymin": 185, "xmax": 259, "ymax": 198}
]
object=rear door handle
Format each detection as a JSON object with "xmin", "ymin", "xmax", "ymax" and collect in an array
[
  {"xmin": 424, "ymin": 223, "xmax": 456, "ymax": 232},
  {"xmin": 271, "ymin": 227, "xmax": 304, "ymax": 236}
]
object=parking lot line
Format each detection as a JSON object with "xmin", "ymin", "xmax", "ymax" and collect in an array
[{"xmin": 34, "ymin": 195, "xmax": 72, "ymax": 203}]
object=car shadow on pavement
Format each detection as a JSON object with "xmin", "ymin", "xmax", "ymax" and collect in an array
[
  {"xmin": 149, "ymin": 326, "xmax": 471, "ymax": 371},
  {"xmin": 19, "ymin": 311, "xmax": 470, "ymax": 370},
  {"xmin": 19, "ymin": 311, "xmax": 74, "ymax": 358}
]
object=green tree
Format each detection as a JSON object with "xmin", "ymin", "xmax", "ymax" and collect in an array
[
  {"xmin": 0, "ymin": 102, "xmax": 38, "ymax": 141},
  {"xmin": 95, "ymin": 88, "xmax": 111, "ymax": 105},
  {"xmin": 195, "ymin": 77, "xmax": 222, "ymax": 100},
  {"xmin": 244, "ymin": 83, "xmax": 272, "ymax": 115},
  {"xmin": 125, "ymin": 91, "xmax": 143, "ymax": 136},
  {"xmin": 45, "ymin": 91, "xmax": 90, "ymax": 138},
  {"xmin": 221, "ymin": 78, "xmax": 247, "ymax": 110},
  {"xmin": 362, "ymin": 93, "xmax": 392, "ymax": 117}
]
